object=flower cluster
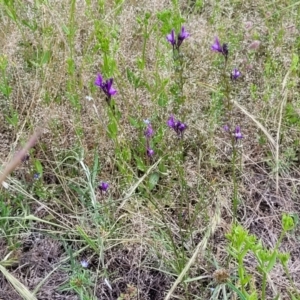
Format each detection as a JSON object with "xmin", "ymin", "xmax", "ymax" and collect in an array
[
  {"xmin": 211, "ymin": 37, "xmax": 241, "ymax": 81},
  {"xmin": 167, "ymin": 115, "xmax": 187, "ymax": 138},
  {"xmin": 166, "ymin": 26, "xmax": 190, "ymax": 50},
  {"xmin": 144, "ymin": 120, "xmax": 155, "ymax": 157},
  {"xmin": 95, "ymin": 73, "xmax": 117, "ymax": 101}
]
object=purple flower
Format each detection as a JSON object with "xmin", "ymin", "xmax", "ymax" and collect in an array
[
  {"xmin": 231, "ymin": 68, "xmax": 241, "ymax": 80},
  {"xmin": 223, "ymin": 124, "xmax": 229, "ymax": 132},
  {"xmin": 234, "ymin": 126, "xmax": 243, "ymax": 141},
  {"xmin": 167, "ymin": 115, "xmax": 176, "ymax": 128},
  {"xmin": 177, "ymin": 26, "xmax": 190, "ymax": 47},
  {"xmin": 166, "ymin": 27, "xmax": 189, "ymax": 49},
  {"xmin": 166, "ymin": 29, "xmax": 176, "ymax": 46},
  {"xmin": 167, "ymin": 115, "xmax": 187, "ymax": 137},
  {"xmin": 147, "ymin": 148, "xmax": 154, "ymax": 157},
  {"xmin": 33, "ymin": 173, "xmax": 40, "ymax": 180},
  {"xmin": 95, "ymin": 73, "xmax": 103, "ymax": 87},
  {"xmin": 99, "ymin": 181, "xmax": 109, "ymax": 192},
  {"xmin": 103, "ymin": 78, "xmax": 117, "ymax": 96},
  {"xmin": 95, "ymin": 73, "xmax": 117, "ymax": 98},
  {"xmin": 144, "ymin": 120, "xmax": 155, "ymax": 158},
  {"xmin": 144, "ymin": 123, "xmax": 154, "ymax": 139},
  {"xmin": 177, "ymin": 122, "xmax": 187, "ymax": 133},
  {"xmin": 211, "ymin": 37, "xmax": 222, "ymax": 52},
  {"xmin": 211, "ymin": 37, "xmax": 228, "ymax": 58}
]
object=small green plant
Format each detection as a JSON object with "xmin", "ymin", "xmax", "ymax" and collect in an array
[
  {"xmin": 59, "ymin": 251, "xmax": 96, "ymax": 300},
  {"xmin": 226, "ymin": 214, "xmax": 296, "ymax": 299}
]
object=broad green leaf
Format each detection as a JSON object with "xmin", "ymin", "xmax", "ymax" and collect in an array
[{"xmin": 148, "ymin": 172, "xmax": 159, "ymax": 190}]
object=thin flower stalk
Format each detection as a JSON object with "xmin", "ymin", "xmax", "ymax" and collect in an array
[{"xmin": 144, "ymin": 121, "xmax": 155, "ymax": 159}]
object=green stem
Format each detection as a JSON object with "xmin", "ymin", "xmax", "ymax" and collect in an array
[
  {"xmin": 232, "ymin": 143, "xmax": 238, "ymax": 223},
  {"xmin": 238, "ymin": 256, "xmax": 245, "ymax": 294},
  {"xmin": 282, "ymin": 264, "xmax": 298, "ymax": 293},
  {"xmin": 261, "ymin": 272, "xmax": 267, "ymax": 300}
]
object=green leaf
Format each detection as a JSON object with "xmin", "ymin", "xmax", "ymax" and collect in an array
[
  {"xmin": 0, "ymin": 85, "xmax": 12, "ymax": 97},
  {"xmin": 135, "ymin": 155, "xmax": 146, "ymax": 172},
  {"xmin": 76, "ymin": 226, "xmax": 98, "ymax": 252},
  {"xmin": 41, "ymin": 50, "xmax": 51, "ymax": 65},
  {"xmin": 5, "ymin": 112, "xmax": 18, "ymax": 127},
  {"xmin": 129, "ymin": 116, "xmax": 139, "ymax": 128},
  {"xmin": 107, "ymin": 120, "xmax": 118, "ymax": 139},
  {"xmin": 121, "ymin": 147, "xmax": 131, "ymax": 162},
  {"xmin": 34, "ymin": 159, "xmax": 43, "ymax": 176},
  {"xmin": 266, "ymin": 251, "xmax": 277, "ymax": 272},
  {"xmin": 91, "ymin": 150, "xmax": 99, "ymax": 186},
  {"xmin": 62, "ymin": 25, "xmax": 70, "ymax": 35},
  {"xmin": 148, "ymin": 172, "xmax": 159, "ymax": 190},
  {"xmin": 282, "ymin": 213, "xmax": 295, "ymax": 231},
  {"xmin": 126, "ymin": 68, "xmax": 141, "ymax": 88},
  {"xmin": 158, "ymin": 92, "xmax": 168, "ymax": 107},
  {"xmin": 291, "ymin": 53, "xmax": 299, "ymax": 72},
  {"xmin": 226, "ymin": 282, "xmax": 248, "ymax": 300}
]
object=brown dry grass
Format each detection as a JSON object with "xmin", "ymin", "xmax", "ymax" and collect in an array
[{"xmin": 1, "ymin": 0, "xmax": 300, "ymax": 299}]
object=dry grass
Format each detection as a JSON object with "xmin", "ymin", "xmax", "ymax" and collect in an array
[{"xmin": 1, "ymin": 0, "xmax": 300, "ymax": 299}]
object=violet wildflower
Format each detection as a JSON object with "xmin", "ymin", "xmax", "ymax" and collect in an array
[
  {"xmin": 144, "ymin": 123, "xmax": 154, "ymax": 139},
  {"xmin": 95, "ymin": 73, "xmax": 103, "ymax": 88},
  {"xmin": 223, "ymin": 124, "xmax": 229, "ymax": 132},
  {"xmin": 234, "ymin": 126, "xmax": 243, "ymax": 141},
  {"xmin": 166, "ymin": 26, "xmax": 189, "ymax": 49},
  {"xmin": 177, "ymin": 121, "xmax": 187, "ymax": 133},
  {"xmin": 95, "ymin": 73, "xmax": 117, "ymax": 100},
  {"xmin": 144, "ymin": 121, "xmax": 155, "ymax": 159},
  {"xmin": 33, "ymin": 173, "xmax": 40, "ymax": 180},
  {"xmin": 166, "ymin": 29, "xmax": 176, "ymax": 46},
  {"xmin": 167, "ymin": 115, "xmax": 187, "ymax": 137},
  {"xmin": 147, "ymin": 148, "xmax": 154, "ymax": 157},
  {"xmin": 99, "ymin": 181, "xmax": 109, "ymax": 192},
  {"xmin": 177, "ymin": 26, "xmax": 190, "ymax": 47},
  {"xmin": 211, "ymin": 37, "xmax": 222, "ymax": 53},
  {"xmin": 231, "ymin": 68, "xmax": 241, "ymax": 81},
  {"xmin": 167, "ymin": 115, "xmax": 176, "ymax": 128},
  {"xmin": 211, "ymin": 37, "xmax": 228, "ymax": 59}
]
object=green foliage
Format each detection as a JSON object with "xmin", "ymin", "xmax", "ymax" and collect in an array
[
  {"xmin": 227, "ymin": 218, "xmax": 297, "ymax": 299},
  {"xmin": 126, "ymin": 68, "xmax": 142, "ymax": 89},
  {"xmin": 0, "ymin": 55, "xmax": 12, "ymax": 99},
  {"xmin": 156, "ymin": 9, "xmax": 185, "ymax": 35},
  {"xmin": 282, "ymin": 213, "xmax": 295, "ymax": 232},
  {"xmin": 285, "ymin": 103, "xmax": 300, "ymax": 126},
  {"xmin": 5, "ymin": 109, "xmax": 18, "ymax": 127}
]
